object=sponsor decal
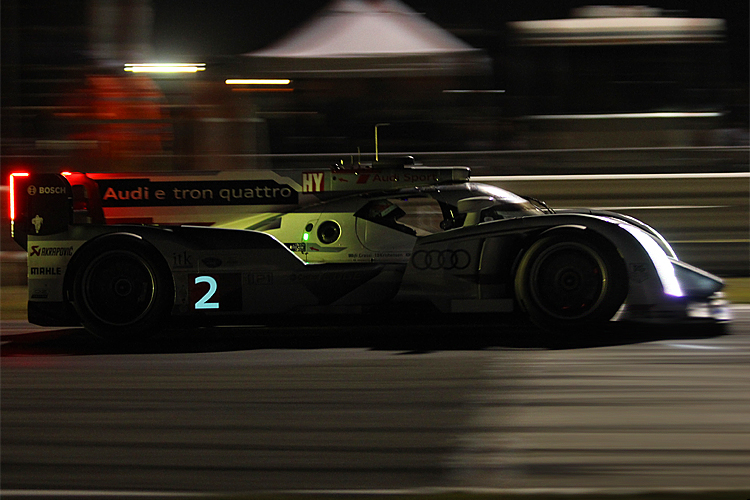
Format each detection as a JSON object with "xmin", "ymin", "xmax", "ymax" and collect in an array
[
  {"xmin": 27, "ymin": 240, "xmax": 84, "ymax": 285},
  {"xmin": 247, "ymin": 273, "xmax": 272, "ymax": 285},
  {"xmin": 30, "ymin": 267, "xmax": 62, "ymax": 276},
  {"xmin": 27, "ymin": 185, "xmax": 68, "ymax": 196},
  {"xmin": 302, "ymin": 172, "xmax": 325, "ymax": 192},
  {"xmin": 31, "ymin": 215, "xmax": 44, "ymax": 234},
  {"xmin": 403, "ymin": 172, "xmax": 438, "ymax": 183},
  {"xmin": 96, "ymin": 179, "xmax": 298, "ymax": 207},
  {"xmin": 286, "ymin": 243, "xmax": 306, "ymax": 253},
  {"xmin": 350, "ymin": 173, "xmax": 438, "ymax": 185},
  {"xmin": 201, "ymin": 257, "xmax": 222, "ymax": 268},
  {"xmin": 29, "ymin": 245, "xmax": 74, "ymax": 257},
  {"xmin": 412, "ymin": 249, "xmax": 471, "ymax": 270},
  {"xmin": 172, "ymin": 251, "xmax": 194, "ymax": 269},
  {"xmin": 347, "ymin": 252, "xmax": 410, "ymax": 261},
  {"xmin": 370, "ymin": 173, "xmax": 397, "ymax": 182},
  {"xmin": 310, "ymin": 170, "xmax": 441, "ymax": 190}
]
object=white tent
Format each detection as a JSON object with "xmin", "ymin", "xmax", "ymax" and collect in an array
[{"xmin": 236, "ymin": 0, "xmax": 490, "ymax": 77}]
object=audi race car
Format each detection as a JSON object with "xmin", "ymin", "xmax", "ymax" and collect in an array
[{"xmin": 9, "ymin": 157, "xmax": 728, "ymax": 341}]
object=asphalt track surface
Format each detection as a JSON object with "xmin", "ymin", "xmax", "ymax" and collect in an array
[{"xmin": 1, "ymin": 308, "xmax": 749, "ymax": 498}]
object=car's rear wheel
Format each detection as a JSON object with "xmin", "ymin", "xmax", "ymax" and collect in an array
[
  {"xmin": 515, "ymin": 231, "xmax": 628, "ymax": 336},
  {"xmin": 71, "ymin": 236, "xmax": 173, "ymax": 341}
]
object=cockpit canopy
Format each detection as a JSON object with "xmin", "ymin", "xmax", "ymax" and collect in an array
[
  {"xmin": 423, "ymin": 182, "xmax": 544, "ymax": 228},
  {"xmin": 361, "ymin": 182, "xmax": 544, "ymax": 233}
]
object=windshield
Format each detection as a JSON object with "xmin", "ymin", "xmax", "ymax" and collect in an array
[
  {"xmin": 423, "ymin": 183, "xmax": 543, "ymax": 227},
  {"xmin": 355, "ymin": 183, "xmax": 544, "ymax": 235}
]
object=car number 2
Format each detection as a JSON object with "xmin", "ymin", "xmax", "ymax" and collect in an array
[
  {"xmin": 190, "ymin": 273, "xmax": 242, "ymax": 312},
  {"xmin": 194, "ymin": 276, "xmax": 219, "ymax": 309}
]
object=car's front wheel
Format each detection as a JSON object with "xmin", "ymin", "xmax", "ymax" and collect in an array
[{"xmin": 515, "ymin": 231, "xmax": 628, "ymax": 336}]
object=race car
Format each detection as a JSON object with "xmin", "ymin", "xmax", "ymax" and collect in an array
[{"xmin": 9, "ymin": 158, "xmax": 728, "ymax": 341}]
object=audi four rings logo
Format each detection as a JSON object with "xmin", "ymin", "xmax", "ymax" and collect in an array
[{"xmin": 412, "ymin": 249, "xmax": 471, "ymax": 270}]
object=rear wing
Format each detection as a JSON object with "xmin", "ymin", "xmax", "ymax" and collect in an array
[{"xmin": 9, "ymin": 160, "xmax": 470, "ymax": 249}]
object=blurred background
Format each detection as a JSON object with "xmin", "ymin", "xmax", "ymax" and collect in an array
[
  {"xmin": 1, "ymin": 0, "xmax": 749, "ymax": 277},
  {"xmin": 1, "ymin": 0, "xmax": 747, "ymax": 168}
]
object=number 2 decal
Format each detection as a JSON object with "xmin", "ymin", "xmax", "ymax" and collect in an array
[{"xmin": 194, "ymin": 276, "xmax": 219, "ymax": 309}]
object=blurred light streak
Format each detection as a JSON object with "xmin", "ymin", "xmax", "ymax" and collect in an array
[
  {"xmin": 124, "ymin": 63, "xmax": 205, "ymax": 73},
  {"xmin": 0, "ymin": 490, "xmax": 207, "ymax": 498},
  {"xmin": 523, "ymin": 112, "xmax": 724, "ymax": 120},
  {"xmin": 593, "ymin": 205, "xmax": 729, "ymax": 210},
  {"xmin": 671, "ymin": 238, "xmax": 750, "ymax": 243},
  {"xmin": 225, "ymin": 79, "xmax": 292, "ymax": 85},
  {"xmin": 475, "ymin": 172, "xmax": 750, "ymax": 182},
  {"xmin": 666, "ymin": 343, "xmax": 728, "ymax": 350},
  {"xmin": 443, "ymin": 89, "xmax": 505, "ymax": 93}
]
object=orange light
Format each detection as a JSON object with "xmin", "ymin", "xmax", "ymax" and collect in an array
[
  {"xmin": 9, "ymin": 172, "xmax": 29, "ymax": 221},
  {"xmin": 60, "ymin": 171, "xmax": 72, "ymax": 176}
]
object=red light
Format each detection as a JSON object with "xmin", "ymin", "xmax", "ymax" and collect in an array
[
  {"xmin": 9, "ymin": 173, "xmax": 29, "ymax": 221},
  {"xmin": 60, "ymin": 171, "xmax": 72, "ymax": 176}
]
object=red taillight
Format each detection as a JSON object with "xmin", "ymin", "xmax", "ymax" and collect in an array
[{"xmin": 9, "ymin": 172, "xmax": 29, "ymax": 221}]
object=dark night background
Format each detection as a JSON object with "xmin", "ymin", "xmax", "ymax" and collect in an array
[
  {"xmin": 2, "ymin": 1, "xmax": 745, "ymax": 84},
  {"xmin": 148, "ymin": 0, "xmax": 748, "ymax": 86},
  {"xmin": 1, "ymin": 0, "xmax": 748, "ymax": 162}
]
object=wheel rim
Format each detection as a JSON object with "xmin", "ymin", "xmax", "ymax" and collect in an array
[
  {"xmin": 80, "ymin": 251, "xmax": 156, "ymax": 326},
  {"xmin": 528, "ymin": 241, "xmax": 608, "ymax": 320}
]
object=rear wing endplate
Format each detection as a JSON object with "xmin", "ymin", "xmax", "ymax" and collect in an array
[{"xmin": 10, "ymin": 173, "xmax": 73, "ymax": 250}]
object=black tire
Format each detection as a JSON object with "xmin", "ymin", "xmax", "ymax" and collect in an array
[
  {"xmin": 71, "ymin": 235, "xmax": 173, "ymax": 340},
  {"xmin": 515, "ymin": 231, "xmax": 628, "ymax": 335}
]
